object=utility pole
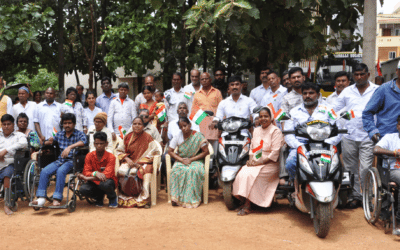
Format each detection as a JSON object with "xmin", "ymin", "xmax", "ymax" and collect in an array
[{"xmin": 362, "ymin": 0, "xmax": 376, "ymax": 82}]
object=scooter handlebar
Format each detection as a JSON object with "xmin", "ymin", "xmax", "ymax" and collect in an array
[
  {"xmin": 282, "ymin": 130, "xmax": 295, "ymax": 135},
  {"xmin": 338, "ymin": 129, "xmax": 348, "ymax": 134}
]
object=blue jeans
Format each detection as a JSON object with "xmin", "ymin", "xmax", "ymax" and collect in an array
[
  {"xmin": 36, "ymin": 161, "xmax": 73, "ymax": 201},
  {"xmin": 286, "ymin": 148, "xmax": 297, "ymax": 180}
]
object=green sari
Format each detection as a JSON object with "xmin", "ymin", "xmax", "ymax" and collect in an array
[{"xmin": 170, "ymin": 131, "xmax": 208, "ymax": 208}]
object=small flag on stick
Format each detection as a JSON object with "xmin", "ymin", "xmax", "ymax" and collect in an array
[
  {"xmin": 275, "ymin": 109, "xmax": 286, "ymax": 122},
  {"xmin": 328, "ymin": 109, "xmax": 337, "ymax": 120},
  {"xmin": 64, "ymin": 99, "xmax": 73, "ymax": 107},
  {"xmin": 52, "ymin": 127, "xmax": 57, "ymax": 137},
  {"xmin": 252, "ymin": 140, "xmax": 264, "ymax": 159},
  {"xmin": 190, "ymin": 107, "xmax": 209, "ymax": 125},
  {"xmin": 118, "ymin": 126, "xmax": 126, "ymax": 138},
  {"xmin": 155, "ymin": 104, "xmax": 167, "ymax": 122},
  {"xmin": 321, "ymin": 154, "xmax": 331, "ymax": 163},
  {"xmin": 184, "ymin": 92, "xmax": 192, "ymax": 99}
]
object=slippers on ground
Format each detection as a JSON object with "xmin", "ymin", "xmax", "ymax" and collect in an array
[{"xmin": 237, "ymin": 207, "xmax": 251, "ymax": 216}]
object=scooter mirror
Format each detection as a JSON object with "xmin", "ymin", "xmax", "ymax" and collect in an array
[
  {"xmin": 252, "ymin": 106, "xmax": 264, "ymax": 114},
  {"xmin": 204, "ymin": 111, "xmax": 214, "ymax": 116}
]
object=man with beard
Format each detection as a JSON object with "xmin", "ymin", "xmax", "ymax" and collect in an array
[
  {"xmin": 326, "ymin": 71, "xmax": 350, "ymax": 105},
  {"xmin": 250, "ymin": 66, "xmax": 271, "ymax": 105},
  {"xmin": 213, "ymin": 67, "xmax": 228, "ymax": 99},
  {"xmin": 284, "ymin": 83, "xmax": 340, "ymax": 181},
  {"xmin": 332, "ymin": 63, "xmax": 378, "ymax": 209},
  {"xmin": 134, "ymin": 74, "xmax": 160, "ymax": 110},
  {"xmin": 281, "ymin": 70, "xmax": 292, "ymax": 92},
  {"xmin": 183, "ymin": 69, "xmax": 202, "ymax": 111},
  {"xmin": 281, "ymin": 67, "xmax": 305, "ymax": 113}
]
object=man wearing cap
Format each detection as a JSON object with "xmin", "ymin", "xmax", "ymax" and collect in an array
[
  {"xmin": 363, "ymin": 61, "xmax": 400, "ymax": 143},
  {"xmin": 13, "ymin": 86, "xmax": 37, "ymax": 131},
  {"xmin": 87, "ymin": 112, "xmax": 113, "ymax": 153},
  {"xmin": 0, "ymin": 77, "xmax": 14, "ymax": 126}
]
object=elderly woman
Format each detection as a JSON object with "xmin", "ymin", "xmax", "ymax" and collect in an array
[
  {"xmin": 87, "ymin": 112, "xmax": 113, "ymax": 153},
  {"xmin": 16, "ymin": 113, "xmax": 40, "ymax": 151},
  {"xmin": 61, "ymin": 87, "xmax": 88, "ymax": 133},
  {"xmin": 232, "ymin": 107, "xmax": 284, "ymax": 215},
  {"xmin": 116, "ymin": 117, "xmax": 160, "ymax": 208},
  {"xmin": 169, "ymin": 117, "xmax": 209, "ymax": 208}
]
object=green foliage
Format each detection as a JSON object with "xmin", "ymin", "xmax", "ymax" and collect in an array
[{"xmin": 11, "ymin": 69, "xmax": 58, "ymax": 92}]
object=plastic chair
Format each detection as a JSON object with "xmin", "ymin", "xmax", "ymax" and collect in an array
[{"xmin": 165, "ymin": 143, "xmax": 213, "ymax": 205}]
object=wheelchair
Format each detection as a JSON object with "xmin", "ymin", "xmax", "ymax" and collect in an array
[
  {"xmin": 28, "ymin": 141, "xmax": 89, "ymax": 212},
  {"xmin": 362, "ymin": 155, "xmax": 400, "ymax": 235}
]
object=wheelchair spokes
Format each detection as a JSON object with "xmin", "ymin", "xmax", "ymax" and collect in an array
[{"xmin": 362, "ymin": 168, "xmax": 382, "ymax": 225}]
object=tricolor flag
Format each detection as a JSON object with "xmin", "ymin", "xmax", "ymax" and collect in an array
[
  {"xmin": 267, "ymin": 103, "xmax": 276, "ymax": 116},
  {"xmin": 118, "ymin": 126, "xmax": 126, "ymax": 139},
  {"xmin": 377, "ymin": 59, "xmax": 383, "ymax": 77},
  {"xmin": 190, "ymin": 108, "xmax": 209, "ymax": 125},
  {"xmin": 64, "ymin": 99, "xmax": 73, "ymax": 107},
  {"xmin": 184, "ymin": 92, "xmax": 192, "ymax": 99},
  {"xmin": 155, "ymin": 104, "xmax": 167, "ymax": 122},
  {"xmin": 321, "ymin": 154, "xmax": 331, "ymax": 163},
  {"xmin": 275, "ymin": 109, "xmax": 286, "ymax": 122},
  {"xmin": 328, "ymin": 109, "xmax": 337, "ymax": 120},
  {"xmin": 252, "ymin": 140, "xmax": 264, "ymax": 159},
  {"xmin": 52, "ymin": 127, "xmax": 57, "ymax": 137},
  {"xmin": 346, "ymin": 110, "xmax": 355, "ymax": 120}
]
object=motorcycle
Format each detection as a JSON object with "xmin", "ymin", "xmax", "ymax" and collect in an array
[
  {"xmin": 214, "ymin": 117, "xmax": 252, "ymax": 210},
  {"xmin": 278, "ymin": 112, "xmax": 353, "ymax": 238}
]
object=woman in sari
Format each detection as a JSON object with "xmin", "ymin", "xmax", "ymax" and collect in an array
[
  {"xmin": 232, "ymin": 107, "xmax": 284, "ymax": 215},
  {"xmin": 169, "ymin": 117, "xmax": 209, "ymax": 208},
  {"xmin": 116, "ymin": 117, "xmax": 160, "ymax": 208}
]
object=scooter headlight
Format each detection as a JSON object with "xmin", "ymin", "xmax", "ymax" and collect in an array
[
  {"xmin": 306, "ymin": 126, "xmax": 331, "ymax": 141},
  {"xmin": 299, "ymin": 154, "xmax": 313, "ymax": 175},
  {"xmin": 329, "ymin": 153, "xmax": 340, "ymax": 174},
  {"xmin": 222, "ymin": 120, "xmax": 241, "ymax": 133}
]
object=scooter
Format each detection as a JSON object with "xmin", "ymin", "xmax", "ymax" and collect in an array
[
  {"xmin": 214, "ymin": 117, "xmax": 252, "ymax": 210},
  {"xmin": 278, "ymin": 112, "xmax": 353, "ymax": 238}
]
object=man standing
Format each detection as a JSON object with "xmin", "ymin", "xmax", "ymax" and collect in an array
[
  {"xmin": 281, "ymin": 70, "xmax": 292, "ymax": 92},
  {"xmin": 96, "ymin": 77, "xmax": 118, "ymax": 114},
  {"xmin": 363, "ymin": 61, "xmax": 400, "ymax": 142},
  {"xmin": 260, "ymin": 71, "xmax": 288, "ymax": 112},
  {"xmin": 107, "ymin": 82, "xmax": 137, "ymax": 141},
  {"xmin": 164, "ymin": 73, "xmax": 189, "ymax": 122},
  {"xmin": 34, "ymin": 87, "xmax": 62, "ymax": 142},
  {"xmin": 333, "ymin": 63, "xmax": 378, "ymax": 209},
  {"xmin": 0, "ymin": 76, "xmax": 14, "ymax": 126},
  {"xmin": 281, "ymin": 67, "xmax": 305, "ymax": 113},
  {"xmin": 13, "ymin": 86, "xmax": 36, "ymax": 131},
  {"xmin": 183, "ymin": 69, "xmax": 202, "ymax": 111},
  {"xmin": 250, "ymin": 66, "xmax": 271, "ymax": 105},
  {"xmin": 191, "ymin": 72, "xmax": 223, "ymax": 143},
  {"xmin": 326, "ymin": 71, "xmax": 350, "ymax": 105},
  {"xmin": 76, "ymin": 85, "xmax": 85, "ymax": 103},
  {"xmin": 134, "ymin": 74, "xmax": 159, "ymax": 110},
  {"xmin": 213, "ymin": 67, "xmax": 228, "ymax": 99}
]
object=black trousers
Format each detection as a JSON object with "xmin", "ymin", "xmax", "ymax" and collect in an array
[{"xmin": 79, "ymin": 179, "xmax": 116, "ymax": 201}]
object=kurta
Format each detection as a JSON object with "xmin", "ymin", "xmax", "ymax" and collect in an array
[{"xmin": 232, "ymin": 124, "xmax": 284, "ymax": 207}]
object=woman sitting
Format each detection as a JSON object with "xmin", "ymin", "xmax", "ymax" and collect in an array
[
  {"xmin": 232, "ymin": 107, "xmax": 284, "ymax": 215},
  {"xmin": 87, "ymin": 112, "xmax": 113, "ymax": 153},
  {"xmin": 168, "ymin": 117, "xmax": 209, "ymax": 208},
  {"xmin": 16, "ymin": 113, "xmax": 40, "ymax": 152},
  {"xmin": 116, "ymin": 117, "xmax": 160, "ymax": 208},
  {"xmin": 60, "ymin": 87, "xmax": 88, "ymax": 133}
]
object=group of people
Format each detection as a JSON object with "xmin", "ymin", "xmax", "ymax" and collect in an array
[{"xmin": 0, "ymin": 62, "xmax": 400, "ymax": 227}]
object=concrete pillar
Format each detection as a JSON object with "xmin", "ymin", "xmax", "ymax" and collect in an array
[{"xmin": 362, "ymin": 0, "xmax": 377, "ymax": 81}]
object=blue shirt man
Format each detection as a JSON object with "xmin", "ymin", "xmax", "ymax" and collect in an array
[{"xmin": 95, "ymin": 77, "xmax": 119, "ymax": 114}]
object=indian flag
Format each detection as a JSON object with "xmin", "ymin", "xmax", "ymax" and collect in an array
[
  {"xmin": 190, "ymin": 108, "xmax": 209, "ymax": 125},
  {"xmin": 346, "ymin": 110, "xmax": 355, "ymax": 119},
  {"xmin": 184, "ymin": 92, "xmax": 192, "ymax": 99},
  {"xmin": 155, "ymin": 104, "xmax": 167, "ymax": 122},
  {"xmin": 64, "ymin": 99, "xmax": 73, "ymax": 107},
  {"xmin": 252, "ymin": 140, "xmax": 263, "ymax": 159},
  {"xmin": 267, "ymin": 103, "xmax": 276, "ymax": 116},
  {"xmin": 321, "ymin": 154, "xmax": 331, "ymax": 163},
  {"xmin": 275, "ymin": 109, "xmax": 286, "ymax": 122},
  {"xmin": 118, "ymin": 126, "xmax": 126, "ymax": 138},
  {"xmin": 52, "ymin": 127, "xmax": 57, "ymax": 137},
  {"xmin": 328, "ymin": 109, "xmax": 337, "ymax": 120}
]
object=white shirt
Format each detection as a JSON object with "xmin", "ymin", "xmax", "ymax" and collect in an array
[
  {"xmin": 87, "ymin": 125, "xmax": 113, "ymax": 153},
  {"xmin": 250, "ymin": 84, "xmax": 271, "ymax": 105},
  {"xmin": 260, "ymin": 85, "xmax": 288, "ymax": 112},
  {"xmin": 183, "ymin": 83, "xmax": 202, "ymax": 112},
  {"xmin": 107, "ymin": 97, "xmax": 137, "ymax": 134},
  {"xmin": 214, "ymin": 94, "xmax": 257, "ymax": 121},
  {"xmin": 376, "ymin": 133, "xmax": 400, "ymax": 170},
  {"xmin": 332, "ymin": 82, "xmax": 378, "ymax": 142},
  {"xmin": 326, "ymin": 91, "xmax": 339, "ymax": 105},
  {"xmin": 284, "ymin": 102, "xmax": 341, "ymax": 149},
  {"xmin": 134, "ymin": 88, "xmax": 160, "ymax": 110},
  {"xmin": 13, "ymin": 101, "xmax": 37, "ymax": 131},
  {"xmin": 33, "ymin": 101, "xmax": 62, "ymax": 139},
  {"xmin": 84, "ymin": 106, "xmax": 102, "ymax": 127},
  {"xmin": 0, "ymin": 130, "xmax": 28, "ymax": 170},
  {"xmin": 168, "ymin": 118, "xmax": 200, "ymax": 140},
  {"xmin": 164, "ymin": 87, "xmax": 189, "ymax": 122},
  {"xmin": 127, "ymin": 123, "xmax": 162, "ymax": 144}
]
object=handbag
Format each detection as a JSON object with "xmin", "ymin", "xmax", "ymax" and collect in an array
[{"xmin": 118, "ymin": 167, "xmax": 142, "ymax": 196}]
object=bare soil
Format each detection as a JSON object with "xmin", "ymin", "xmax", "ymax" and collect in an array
[{"xmin": 1, "ymin": 189, "xmax": 400, "ymax": 250}]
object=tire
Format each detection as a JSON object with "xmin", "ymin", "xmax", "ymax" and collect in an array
[
  {"xmin": 337, "ymin": 190, "xmax": 348, "ymax": 209},
  {"xmin": 23, "ymin": 160, "xmax": 38, "ymax": 198},
  {"xmin": 313, "ymin": 202, "xmax": 331, "ymax": 238},
  {"xmin": 67, "ymin": 197, "xmax": 76, "ymax": 213},
  {"xmin": 362, "ymin": 168, "xmax": 382, "ymax": 225},
  {"xmin": 222, "ymin": 181, "xmax": 236, "ymax": 210}
]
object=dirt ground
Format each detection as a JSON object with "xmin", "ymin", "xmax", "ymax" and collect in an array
[{"xmin": 1, "ymin": 188, "xmax": 400, "ymax": 250}]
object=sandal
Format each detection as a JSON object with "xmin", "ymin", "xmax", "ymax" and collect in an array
[{"xmin": 237, "ymin": 207, "xmax": 251, "ymax": 216}]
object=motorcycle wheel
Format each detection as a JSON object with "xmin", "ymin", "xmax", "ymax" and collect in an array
[
  {"xmin": 313, "ymin": 202, "xmax": 331, "ymax": 238},
  {"xmin": 337, "ymin": 190, "xmax": 348, "ymax": 209},
  {"xmin": 223, "ymin": 181, "xmax": 236, "ymax": 210}
]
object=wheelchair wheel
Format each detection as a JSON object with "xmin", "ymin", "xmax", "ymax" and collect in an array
[
  {"xmin": 67, "ymin": 197, "xmax": 77, "ymax": 213},
  {"xmin": 23, "ymin": 160, "xmax": 38, "ymax": 198},
  {"xmin": 362, "ymin": 168, "xmax": 382, "ymax": 225}
]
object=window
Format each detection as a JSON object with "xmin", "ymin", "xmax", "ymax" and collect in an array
[
  {"xmin": 389, "ymin": 51, "xmax": 396, "ymax": 59},
  {"xmin": 396, "ymin": 29, "xmax": 400, "ymax": 36},
  {"xmin": 383, "ymin": 28, "xmax": 392, "ymax": 36}
]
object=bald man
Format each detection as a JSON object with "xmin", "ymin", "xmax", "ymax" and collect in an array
[
  {"xmin": 183, "ymin": 69, "xmax": 202, "ymax": 111},
  {"xmin": 134, "ymin": 74, "xmax": 160, "ymax": 110},
  {"xmin": 0, "ymin": 77, "xmax": 14, "ymax": 126},
  {"xmin": 34, "ymin": 87, "xmax": 62, "ymax": 141}
]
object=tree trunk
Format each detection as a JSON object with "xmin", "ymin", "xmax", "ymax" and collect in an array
[
  {"xmin": 362, "ymin": 0, "xmax": 376, "ymax": 81},
  {"xmin": 58, "ymin": 0, "xmax": 65, "ymax": 100},
  {"xmin": 101, "ymin": 0, "xmax": 108, "ymax": 79},
  {"xmin": 179, "ymin": 4, "xmax": 186, "ymax": 84},
  {"xmin": 163, "ymin": 21, "xmax": 172, "ymax": 91},
  {"xmin": 202, "ymin": 38, "xmax": 207, "ymax": 73},
  {"xmin": 227, "ymin": 39, "xmax": 233, "ymax": 78}
]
